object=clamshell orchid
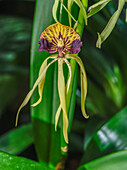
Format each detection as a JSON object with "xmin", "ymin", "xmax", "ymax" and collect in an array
[{"xmin": 16, "ymin": 22, "xmax": 89, "ymax": 144}]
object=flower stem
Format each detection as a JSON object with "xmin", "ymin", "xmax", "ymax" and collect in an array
[
  {"xmin": 59, "ymin": 0, "xmax": 88, "ymax": 155},
  {"xmin": 67, "ymin": 0, "xmax": 88, "ymax": 132}
]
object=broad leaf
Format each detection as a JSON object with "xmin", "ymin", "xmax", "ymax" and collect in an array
[
  {"xmin": 0, "ymin": 151, "xmax": 52, "ymax": 170},
  {"xmin": 0, "ymin": 124, "xmax": 33, "ymax": 155},
  {"xmin": 79, "ymin": 150, "xmax": 127, "ymax": 170},
  {"xmin": 80, "ymin": 106, "xmax": 127, "ymax": 164},
  {"xmin": 30, "ymin": 0, "xmax": 61, "ymax": 167}
]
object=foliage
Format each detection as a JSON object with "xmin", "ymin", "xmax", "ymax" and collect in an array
[{"xmin": 0, "ymin": 0, "xmax": 127, "ymax": 169}]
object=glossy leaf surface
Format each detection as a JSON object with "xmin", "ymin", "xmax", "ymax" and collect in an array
[
  {"xmin": 81, "ymin": 106, "xmax": 127, "ymax": 164},
  {"xmin": 0, "ymin": 151, "xmax": 52, "ymax": 170},
  {"xmin": 79, "ymin": 150, "xmax": 127, "ymax": 170},
  {"xmin": 0, "ymin": 124, "xmax": 33, "ymax": 155}
]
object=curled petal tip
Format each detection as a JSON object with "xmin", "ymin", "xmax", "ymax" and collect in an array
[
  {"xmin": 55, "ymin": 127, "xmax": 57, "ymax": 131},
  {"xmin": 31, "ymin": 98, "xmax": 42, "ymax": 107},
  {"xmin": 85, "ymin": 114, "xmax": 89, "ymax": 119},
  {"xmin": 82, "ymin": 110, "xmax": 89, "ymax": 119},
  {"xmin": 61, "ymin": 146, "xmax": 68, "ymax": 152},
  {"xmin": 31, "ymin": 103, "xmax": 37, "ymax": 107}
]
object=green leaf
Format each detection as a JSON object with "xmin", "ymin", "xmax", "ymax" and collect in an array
[
  {"xmin": 0, "ymin": 124, "xmax": 33, "ymax": 155},
  {"xmin": 0, "ymin": 151, "xmax": 52, "ymax": 170},
  {"xmin": 80, "ymin": 106, "xmax": 127, "ymax": 164},
  {"xmin": 30, "ymin": 0, "xmax": 62, "ymax": 167},
  {"xmin": 88, "ymin": 0, "xmax": 111, "ymax": 18},
  {"xmin": 79, "ymin": 150, "xmax": 127, "ymax": 170}
]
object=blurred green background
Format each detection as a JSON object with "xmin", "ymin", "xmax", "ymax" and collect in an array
[
  {"xmin": 0, "ymin": 0, "xmax": 127, "ymax": 169},
  {"xmin": 0, "ymin": 0, "xmax": 35, "ymax": 160}
]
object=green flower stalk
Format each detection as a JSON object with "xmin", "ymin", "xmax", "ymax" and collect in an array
[{"xmin": 15, "ymin": 22, "xmax": 89, "ymax": 144}]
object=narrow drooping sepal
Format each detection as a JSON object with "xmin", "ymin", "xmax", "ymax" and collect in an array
[
  {"xmin": 58, "ymin": 58, "xmax": 69, "ymax": 144},
  {"xmin": 66, "ymin": 54, "xmax": 89, "ymax": 119},
  {"xmin": 15, "ymin": 57, "xmax": 57, "ymax": 126},
  {"xmin": 73, "ymin": 0, "xmax": 87, "ymax": 25},
  {"xmin": 52, "ymin": 0, "xmax": 59, "ymax": 23},
  {"xmin": 96, "ymin": 0, "xmax": 125, "ymax": 48},
  {"xmin": 63, "ymin": 58, "xmax": 72, "ymax": 93},
  {"xmin": 55, "ymin": 105, "xmax": 62, "ymax": 131},
  {"xmin": 67, "ymin": 0, "xmax": 74, "ymax": 27},
  {"xmin": 55, "ymin": 58, "xmax": 71, "ymax": 132},
  {"xmin": 31, "ymin": 55, "xmax": 57, "ymax": 107},
  {"xmin": 88, "ymin": 0, "xmax": 111, "ymax": 18}
]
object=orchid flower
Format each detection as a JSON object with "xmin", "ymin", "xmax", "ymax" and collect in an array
[{"xmin": 15, "ymin": 22, "xmax": 89, "ymax": 144}]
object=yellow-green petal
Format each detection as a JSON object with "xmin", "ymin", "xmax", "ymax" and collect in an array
[
  {"xmin": 55, "ymin": 58, "xmax": 71, "ymax": 132},
  {"xmin": 80, "ymin": 68, "xmax": 89, "ymax": 118},
  {"xmin": 125, "ymin": 8, "xmax": 127, "ymax": 22},
  {"xmin": 88, "ymin": 0, "xmax": 111, "ymax": 18},
  {"xmin": 96, "ymin": 0, "xmax": 125, "ymax": 48},
  {"xmin": 63, "ymin": 58, "xmax": 72, "ymax": 93},
  {"xmin": 58, "ymin": 58, "xmax": 68, "ymax": 143},
  {"xmin": 73, "ymin": 0, "xmax": 87, "ymax": 25},
  {"xmin": 15, "ymin": 57, "xmax": 57, "ymax": 127},
  {"xmin": 66, "ymin": 54, "xmax": 89, "ymax": 118},
  {"xmin": 52, "ymin": 0, "xmax": 59, "ymax": 23},
  {"xmin": 31, "ymin": 55, "xmax": 57, "ymax": 107},
  {"xmin": 55, "ymin": 105, "xmax": 62, "ymax": 131},
  {"xmin": 60, "ymin": 0, "xmax": 63, "ymax": 14},
  {"xmin": 68, "ymin": 0, "xmax": 74, "ymax": 27},
  {"xmin": 59, "ymin": 0, "xmax": 77, "ymax": 24}
]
